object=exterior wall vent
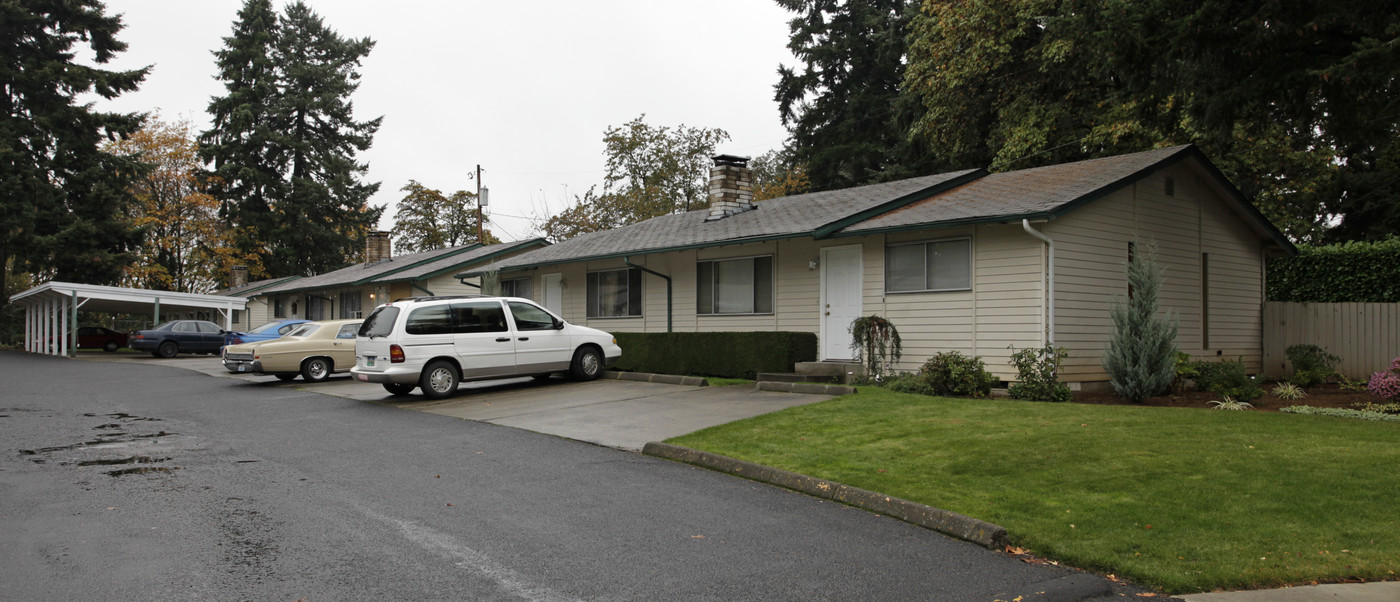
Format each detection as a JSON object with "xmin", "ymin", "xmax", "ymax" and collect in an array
[{"xmin": 1164, "ymin": 177, "xmax": 1176, "ymax": 197}]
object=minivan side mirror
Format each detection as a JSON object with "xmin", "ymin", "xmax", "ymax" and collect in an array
[{"xmin": 554, "ymin": 319, "xmax": 565, "ymax": 330}]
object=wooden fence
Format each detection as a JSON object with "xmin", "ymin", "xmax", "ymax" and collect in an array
[{"xmin": 1262, "ymin": 302, "xmax": 1400, "ymax": 380}]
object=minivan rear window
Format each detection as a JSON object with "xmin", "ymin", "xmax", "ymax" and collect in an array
[{"xmin": 359, "ymin": 306, "xmax": 401, "ymax": 337}]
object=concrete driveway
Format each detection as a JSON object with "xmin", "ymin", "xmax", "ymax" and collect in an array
[{"xmin": 80, "ymin": 353, "xmax": 834, "ymax": 451}]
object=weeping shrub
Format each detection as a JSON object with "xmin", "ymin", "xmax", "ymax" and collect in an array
[{"xmin": 850, "ymin": 315, "xmax": 901, "ymax": 382}]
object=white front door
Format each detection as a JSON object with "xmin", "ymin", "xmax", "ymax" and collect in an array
[
  {"xmin": 542, "ymin": 273, "xmax": 563, "ymax": 316},
  {"xmin": 821, "ymin": 245, "xmax": 863, "ymax": 360}
]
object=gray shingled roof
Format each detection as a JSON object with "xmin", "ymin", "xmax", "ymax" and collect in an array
[
  {"xmin": 369, "ymin": 238, "xmax": 548, "ymax": 283},
  {"xmin": 461, "ymin": 169, "xmax": 981, "ymax": 274},
  {"xmin": 258, "ymin": 244, "xmax": 483, "ymax": 294},
  {"xmin": 841, "ymin": 145, "xmax": 1192, "ymax": 234},
  {"xmin": 213, "ymin": 275, "xmax": 301, "ymax": 297}
]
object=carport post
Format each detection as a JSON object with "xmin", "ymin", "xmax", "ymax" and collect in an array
[
  {"xmin": 69, "ymin": 290, "xmax": 78, "ymax": 357},
  {"xmin": 153, "ymin": 297, "xmax": 160, "ymax": 326}
]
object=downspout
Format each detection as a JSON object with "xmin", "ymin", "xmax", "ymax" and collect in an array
[
  {"xmin": 455, "ymin": 276, "xmax": 481, "ymax": 289},
  {"xmin": 624, "ymin": 256, "xmax": 671, "ymax": 332},
  {"xmin": 1022, "ymin": 219, "xmax": 1055, "ymax": 346},
  {"xmin": 412, "ymin": 281, "xmax": 434, "ymax": 296}
]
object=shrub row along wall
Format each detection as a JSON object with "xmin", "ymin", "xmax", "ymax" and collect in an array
[
  {"xmin": 611, "ymin": 331, "xmax": 818, "ymax": 379},
  {"xmin": 1267, "ymin": 237, "xmax": 1400, "ymax": 302}
]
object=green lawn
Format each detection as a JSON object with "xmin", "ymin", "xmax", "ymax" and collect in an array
[{"xmin": 667, "ymin": 388, "xmax": 1400, "ymax": 594}]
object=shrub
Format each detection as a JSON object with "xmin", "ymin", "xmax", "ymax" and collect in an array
[
  {"xmin": 1191, "ymin": 358, "xmax": 1264, "ymax": 402},
  {"xmin": 1007, "ymin": 344, "xmax": 1071, "ymax": 402},
  {"xmin": 1209, "ymin": 397, "xmax": 1253, "ymax": 410},
  {"xmin": 884, "ymin": 372, "xmax": 936, "ymax": 396},
  {"xmin": 610, "ymin": 331, "xmax": 817, "ymax": 379},
  {"xmin": 917, "ymin": 351, "xmax": 997, "ymax": 397},
  {"xmin": 1172, "ymin": 351, "xmax": 1198, "ymax": 393},
  {"xmin": 1285, "ymin": 344, "xmax": 1340, "ymax": 387},
  {"xmin": 1368, "ymin": 357, "xmax": 1400, "ymax": 402},
  {"xmin": 1102, "ymin": 239, "xmax": 1179, "ymax": 402},
  {"xmin": 849, "ymin": 315, "xmax": 902, "ymax": 383}
]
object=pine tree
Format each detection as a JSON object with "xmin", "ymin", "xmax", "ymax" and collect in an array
[
  {"xmin": 1102, "ymin": 240, "xmax": 1179, "ymax": 403},
  {"xmin": 202, "ymin": 0, "xmax": 382, "ymax": 278},
  {"xmin": 201, "ymin": 0, "xmax": 282, "ymax": 275},
  {"xmin": 270, "ymin": 2, "xmax": 382, "ymax": 276},
  {"xmin": 0, "ymin": 0, "xmax": 148, "ymax": 298},
  {"xmin": 774, "ymin": 0, "xmax": 941, "ymax": 191}
]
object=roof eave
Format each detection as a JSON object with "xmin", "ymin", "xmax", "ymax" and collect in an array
[
  {"xmin": 379, "ymin": 238, "xmax": 550, "ymax": 283},
  {"xmin": 832, "ymin": 211, "xmax": 1059, "ymax": 238},
  {"xmin": 454, "ymin": 232, "xmax": 808, "ymax": 278}
]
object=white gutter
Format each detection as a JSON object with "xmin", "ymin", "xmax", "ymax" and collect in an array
[{"xmin": 1022, "ymin": 219, "xmax": 1055, "ymax": 346}]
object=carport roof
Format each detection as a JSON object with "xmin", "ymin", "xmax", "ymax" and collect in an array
[{"xmin": 11, "ymin": 281, "xmax": 247, "ymax": 315}]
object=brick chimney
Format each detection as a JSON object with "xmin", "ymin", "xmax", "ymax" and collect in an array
[
  {"xmin": 229, "ymin": 265, "xmax": 249, "ymax": 289},
  {"xmin": 366, "ymin": 231, "xmax": 391, "ymax": 263},
  {"xmin": 705, "ymin": 154, "xmax": 755, "ymax": 221}
]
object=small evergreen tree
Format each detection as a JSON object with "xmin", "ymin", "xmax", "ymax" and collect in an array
[{"xmin": 1102, "ymin": 239, "xmax": 1179, "ymax": 402}]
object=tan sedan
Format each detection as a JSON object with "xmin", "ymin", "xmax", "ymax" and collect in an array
[{"xmin": 221, "ymin": 319, "xmax": 362, "ymax": 382}]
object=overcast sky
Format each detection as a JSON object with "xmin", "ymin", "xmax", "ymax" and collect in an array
[{"xmin": 89, "ymin": 0, "xmax": 799, "ymax": 246}]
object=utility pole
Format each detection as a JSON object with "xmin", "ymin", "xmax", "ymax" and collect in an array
[{"xmin": 476, "ymin": 164, "xmax": 483, "ymax": 243}]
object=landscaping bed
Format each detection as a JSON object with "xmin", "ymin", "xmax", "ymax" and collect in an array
[{"xmin": 1071, "ymin": 382, "xmax": 1377, "ymax": 411}]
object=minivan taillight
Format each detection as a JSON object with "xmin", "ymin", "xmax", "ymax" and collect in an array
[{"xmin": 389, "ymin": 344, "xmax": 405, "ymax": 363}]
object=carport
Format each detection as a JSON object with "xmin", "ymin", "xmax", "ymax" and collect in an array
[{"xmin": 11, "ymin": 281, "xmax": 247, "ymax": 357}]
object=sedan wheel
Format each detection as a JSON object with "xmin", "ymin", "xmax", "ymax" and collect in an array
[
  {"xmin": 157, "ymin": 341, "xmax": 178, "ymax": 358},
  {"xmin": 569, "ymin": 346, "xmax": 602, "ymax": 381},
  {"xmin": 301, "ymin": 357, "xmax": 331, "ymax": 382},
  {"xmin": 103, "ymin": 341, "xmax": 119, "ymax": 353},
  {"xmin": 382, "ymin": 382, "xmax": 415, "ymax": 396},
  {"xmin": 418, "ymin": 360, "xmax": 459, "ymax": 400}
]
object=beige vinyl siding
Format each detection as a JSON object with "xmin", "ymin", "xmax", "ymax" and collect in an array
[{"xmin": 1049, "ymin": 160, "xmax": 1266, "ymax": 380}]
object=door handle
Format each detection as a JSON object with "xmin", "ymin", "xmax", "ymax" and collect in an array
[
  {"xmin": 495, "ymin": 337, "xmax": 511, "ymax": 342},
  {"xmin": 517, "ymin": 337, "xmax": 530, "ymax": 341}
]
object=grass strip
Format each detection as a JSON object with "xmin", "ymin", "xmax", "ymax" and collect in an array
[{"xmin": 667, "ymin": 388, "xmax": 1400, "ymax": 593}]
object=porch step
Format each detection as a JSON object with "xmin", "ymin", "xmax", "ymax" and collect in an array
[
  {"xmin": 756, "ymin": 381, "xmax": 858, "ymax": 396},
  {"xmin": 756, "ymin": 372, "xmax": 844, "ymax": 384},
  {"xmin": 793, "ymin": 361, "xmax": 864, "ymax": 381}
]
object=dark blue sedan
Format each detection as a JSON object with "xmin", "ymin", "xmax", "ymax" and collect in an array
[
  {"xmin": 128, "ymin": 320, "xmax": 227, "ymax": 358},
  {"xmin": 222, "ymin": 319, "xmax": 312, "ymax": 347}
]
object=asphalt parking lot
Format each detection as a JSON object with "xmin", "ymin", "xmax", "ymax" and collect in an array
[{"xmin": 81, "ymin": 353, "xmax": 834, "ymax": 451}]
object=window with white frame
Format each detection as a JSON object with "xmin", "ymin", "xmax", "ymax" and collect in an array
[
  {"xmin": 586, "ymin": 268, "xmax": 642, "ymax": 318},
  {"xmin": 697, "ymin": 256, "xmax": 774, "ymax": 315},
  {"xmin": 885, "ymin": 238, "xmax": 972, "ymax": 293},
  {"xmin": 273, "ymin": 297, "xmax": 286, "ymax": 318},
  {"xmin": 501, "ymin": 276, "xmax": 532, "ymax": 299}
]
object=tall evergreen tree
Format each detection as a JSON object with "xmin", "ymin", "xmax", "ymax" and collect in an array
[
  {"xmin": 270, "ymin": 2, "xmax": 382, "ymax": 276},
  {"xmin": 1102, "ymin": 240, "xmax": 1179, "ymax": 403},
  {"xmin": 201, "ymin": 0, "xmax": 281, "ymax": 275},
  {"xmin": 202, "ymin": 0, "xmax": 382, "ymax": 278},
  {"xmin": 0, "ymin": 0, "xmax": 147, "ymax": 299},
  {"xmin": 774, "ymin": 0, "xmax": 940, "ymax": 191}
]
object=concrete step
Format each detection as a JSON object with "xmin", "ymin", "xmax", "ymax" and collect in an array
[
  {"xmin": 756, "ymin": 381, "xmax": 857, "ymax": 396},
  {"xmin": 794, "ymin": 361, "xmax": 864, "ymax": 379},
  {"xmin": 756, "ymin": 372, "xmax": 845, "ymax": 384}
]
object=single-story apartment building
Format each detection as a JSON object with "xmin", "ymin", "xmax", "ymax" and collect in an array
[
  {"xmin": 458, "ymin": 145, "xmax": 1295, "ymax": 386},
  {"xmin": 221, "ymin": 235, "xmax": 548, "ymax": 331}
]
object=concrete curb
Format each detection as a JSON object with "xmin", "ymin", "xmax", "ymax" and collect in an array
[
  {"xmin": 601, "ymin": 370, "xmax": 708, "ymax": 387},
  {"xmin": 642, "ymin": 441, "xmax": 1009, "ymax": 550},
  {"xmin": 755, "ymin": 381, "xmax": 857, "ymax": 396}
]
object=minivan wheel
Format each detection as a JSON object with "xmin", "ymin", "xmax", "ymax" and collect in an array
[
  {"xmin": 301, "ymin": 357, "xmax": 331, "ymax": 382},
  {"xmin": 157, "ymin": 341, "xmax": 178, "ymax": 358},
  {"xmin": 569, "ymin": 346, "xmax": 602, "ymax": 381},
  {"xmin": 419, "ymin": 360, "xmax": 459, "ymax": 399},
  {"xmin": 383, "ymin": 382, "xmax": 415, "ymax": 396}
]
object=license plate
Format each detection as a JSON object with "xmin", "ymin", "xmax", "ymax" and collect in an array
[
  {"xmin": 366, "ymin": 357, "xmax": 375, "ymax": 367},
  {"xmin": 237, "ymin": 365, "xmax": 246, "ymax": 373},
  {"xmin": 355, "ymin": 373, "xmax": 368, "ymax": 382}
]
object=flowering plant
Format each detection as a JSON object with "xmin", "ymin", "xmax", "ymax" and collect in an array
[{"xmin": 1367, "ymin": 357, "xmax": 1400, "ymax": 402}]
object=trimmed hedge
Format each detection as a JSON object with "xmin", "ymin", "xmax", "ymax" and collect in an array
[
  {"xmin": 610, "ymin": 331, "xmax": 818, "ymax": 379},
  {"xmin": 1267, "ymin": 237, "xmax": 1400, "ymax": 302}
]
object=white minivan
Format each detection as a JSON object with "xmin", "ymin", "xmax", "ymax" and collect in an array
[{"xmin": 351, "ymin": 296, "xmax": 623, "ymax": 399}]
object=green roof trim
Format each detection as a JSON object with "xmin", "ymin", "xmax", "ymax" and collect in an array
[
  {"xmin": 812, "ymin": 168, "xmax": 987, "ymax": 239},
  {"xmin": 400, "ymin": 238, "xmax": 550, "ymax": 282},
  {"xmin": 265, "ymin": 244, "xmax": 484, "ymax": 295},
  {"xmin": 829, "ymin": 211, "xmax": 1058, "ymax": 238},
  {"xmin": 454, "ymin": 232, "xmax": 808, "ymax": 278},
  {"xmin": 231, "ymin": 275, "xmax": 303, "ymax": 295}
]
